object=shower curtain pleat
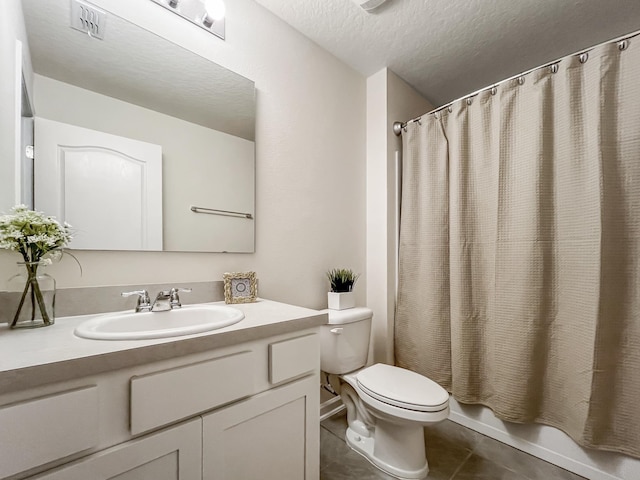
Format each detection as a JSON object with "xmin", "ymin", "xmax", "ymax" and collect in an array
[
  {"xmin": 395, "ymin": 115, "xmax": 451, "ymax": 388},
  {"xmin": 583, "ymin": 42, "xmax": 640, "ymax": 456},
  {"xmin": 396, "ymin": 39, "xmax": 640, "ymax": 457}
]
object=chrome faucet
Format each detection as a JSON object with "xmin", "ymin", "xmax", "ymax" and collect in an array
[
  {"xmin": 121, "ymin": 290, "xmax": 152, "ymax": 312},
  {"xmin": 151, "ymin": 290, "xmax": 172, "ymax": 312},
  {"xmin": 122, "ymin": 287, "xmax": 192, "ymax": 313},
  {"xmin": 151, "ymin": 287, "xmax": 192, "ymax": 312},
  {"xmin": 169, "ymin": 287, "xmax": 192, "ymax": 308}
]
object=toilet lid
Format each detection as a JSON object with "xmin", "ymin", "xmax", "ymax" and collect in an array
[{"xmin": 356, "ymin": 364, "xmax": 449, "ymax": 412}]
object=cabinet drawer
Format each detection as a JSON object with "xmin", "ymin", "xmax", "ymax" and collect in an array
[
  {"xmin": 0, "ymin": 386, "xmax": 99, "ymax": 478},
  {"xmin": 131, "ymin": 350, "xmax": 256, "ymax": 435},
  {"xmin": 269, "ymin": 333, "xmax": 319, "ymax": 384}
]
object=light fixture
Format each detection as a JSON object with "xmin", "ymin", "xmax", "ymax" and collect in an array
[
  {"xmin": 351, "ymin": 0, "xmax": 388, "ymax": 12},
  {"xmin": 149, "ymin": 0, "xmax": 225, "ymax": 40}
]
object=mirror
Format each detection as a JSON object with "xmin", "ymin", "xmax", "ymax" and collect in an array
[{"xmin": 10, "ymin": 0, "xmax": 255, "ymax": 253}]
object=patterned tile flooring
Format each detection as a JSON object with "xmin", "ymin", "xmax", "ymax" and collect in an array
[{"xmin": 320, "ymin": 410, "xmax": 587, "ymax": 480}]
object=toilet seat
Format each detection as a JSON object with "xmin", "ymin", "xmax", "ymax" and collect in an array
[{"xmin": 356, "ymin": 364, "xmax": 449, "ymax": 412}]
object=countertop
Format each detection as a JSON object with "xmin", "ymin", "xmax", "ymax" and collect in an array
[{"xmin": 0, "ymin": 299, "xmax": 327, "ymax": 394}]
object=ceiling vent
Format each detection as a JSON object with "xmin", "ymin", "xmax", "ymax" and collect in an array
[
  {"xmin": 351, "ymin": 0, "xmax": 388, "ymax": 12},
  {"xmin": 70, "ymin": 0, "xmax": 106, "ymax": 40}
]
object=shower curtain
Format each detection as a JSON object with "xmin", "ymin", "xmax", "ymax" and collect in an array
[{"xmin": 395, "ymin": 38, "xmax": 640, "ymax": 457}]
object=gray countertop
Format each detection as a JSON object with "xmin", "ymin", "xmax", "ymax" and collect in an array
[{"xmin": 0, "ymin": 299, "xmax": 327, "ymax": 394}]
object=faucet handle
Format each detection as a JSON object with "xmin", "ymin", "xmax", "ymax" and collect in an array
[
  {"xmin": 121, "ymin": 290, "xmax": 152, "ymax": 312},
  {"xmin": 169, "ymin": 287, "xmax": 192, "ymax": 308}
]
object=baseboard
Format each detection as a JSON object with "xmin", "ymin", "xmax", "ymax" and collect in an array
[{"xmin": 448, "ymin": 403, "xmax": 636, "ymax": 480}]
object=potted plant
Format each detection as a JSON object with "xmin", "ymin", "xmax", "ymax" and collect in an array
[{"xmin": 326, "ymin": 268, "xmax": 359, "ymax": 310}]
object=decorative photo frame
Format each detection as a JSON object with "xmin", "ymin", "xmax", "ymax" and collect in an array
[{"xmin": 223, "ymin": 271, "xmax": 257, "ymax": 304}]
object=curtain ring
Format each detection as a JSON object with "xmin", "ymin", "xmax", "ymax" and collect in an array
[
  {"xmin": 517, "ymin": 76, "xmax": 525, "ymax": 86},
  {"xmin": 416, "ymin": 118, "xmax": 422, "ymax": 125},
  {"xmin": 618, "ymin": 40, "xmax": 629, "ymax": 51},
  {"xmin": 579, "ymin": 53, "xmax": 589, "ymax": 63},
  {"xmin": 490, "ymin": 87, "xmax": 497, "ymax": 95},
  {"xmin": 550, "ymin": 64, "xmax": 559, "ymax": 74},
  {"xmin": 448, "ymin": 106, "xmax": 453, "ymax": 113},
  {"xmin": 466, "ymin": 97, "xmax": 473, "ymax": 106},
  {"xmin": 433, "ymin": 112, "xmax": 439, "ymax": 119}
]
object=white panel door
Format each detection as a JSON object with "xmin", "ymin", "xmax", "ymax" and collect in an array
[
  {"xmin": 202, "ymin": 376, "xmax": 320, "ymax": 480},
  {"xmin": 34, "ymin": 117, "xmax": 162, "ymax": 250},
  {"xmin": 27, "ymin": 418, "xmax": 201, "ymax": 480}
]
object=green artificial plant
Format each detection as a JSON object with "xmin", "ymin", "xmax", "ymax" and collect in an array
[{"xmin": 326, "ymin": 268, "xmax": 360, "ymax": 293}]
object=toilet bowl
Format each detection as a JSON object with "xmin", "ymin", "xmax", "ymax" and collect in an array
[{"xmin": 320, "ymin": 308, "xmax": 450, "ymax": 480}]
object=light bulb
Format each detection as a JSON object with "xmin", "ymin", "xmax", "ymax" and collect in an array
[{"xmin": 203, "ymin": 0, "xmax": 225, "ymax": 22}]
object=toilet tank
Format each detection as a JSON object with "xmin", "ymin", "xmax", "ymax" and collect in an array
[{"xmin": 320, "ymin": 307, "xmax": 373, "ymax": 374}]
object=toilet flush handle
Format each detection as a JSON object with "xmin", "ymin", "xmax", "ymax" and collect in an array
[{"xmin": 330, "ymin": 327, "xmax": 343, "ymax": 334}]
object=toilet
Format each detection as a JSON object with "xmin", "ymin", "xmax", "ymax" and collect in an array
[{"xmin": 320, "ymin": 307, "xmax": 449, "ymax": 480}]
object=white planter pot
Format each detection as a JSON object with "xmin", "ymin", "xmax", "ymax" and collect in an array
[{"xmin": 327, "ymin": 292, "xmax": 355, "ymax": 310}]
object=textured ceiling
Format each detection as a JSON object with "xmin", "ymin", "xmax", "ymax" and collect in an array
[
  {"xmin": 21, "ymin": 0, "xmax": 255, "ymax": 140},
  {"xmin": 255, "ymin": 0, "xmax": 640, "ymax": 107}
]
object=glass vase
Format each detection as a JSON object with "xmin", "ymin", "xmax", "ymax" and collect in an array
[{"xmin": 8, "ymin": 261, "xmax": 56, "ymax": 329}]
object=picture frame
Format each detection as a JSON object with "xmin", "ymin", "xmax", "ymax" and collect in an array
[{"xmin": 223, "ymin": 271, "xmax": 257, "ymax": 304}]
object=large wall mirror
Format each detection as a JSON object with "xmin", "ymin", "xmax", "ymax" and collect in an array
[{"xmin": 10, "ymin": 0, "xmax": 256, "ymax": 253}]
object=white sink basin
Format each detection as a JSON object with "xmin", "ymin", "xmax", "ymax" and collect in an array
[{"xmin": 74, "ymin": 305, "xmax": 244, "ymax": 340}]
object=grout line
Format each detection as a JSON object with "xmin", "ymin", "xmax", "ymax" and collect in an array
[
  {"xmin": 469, "ymin": 435, "xmax": 584, "ymax": 480},
  {"xmin": 470, "ymin": 436, "xmax": 526, "ymax": 478},
  {"xmin": 320, "ymin": 424, "xmax": 347, "ymax": 443},
  {"xmin": 448, "ymin": 411, "xmax": 597, "ymax": 480},
  {"xmin": 448, "ymin": 450, "xmax": 474, "ymax": 480}
]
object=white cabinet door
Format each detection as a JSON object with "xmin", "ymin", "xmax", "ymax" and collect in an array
[
  {"xmin": 28, "ymin": 418, "xmax": 201, "ymax": 480},
  {"xmin": 34, "ymin": 117, "xmax": 162, "ymax": 250},
  {"xmin": 202, "ymin": 375, "xmax": 319, "ymax": 480}
]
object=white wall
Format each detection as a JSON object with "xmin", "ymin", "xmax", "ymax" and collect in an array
[
  {"xmin": 33, "ymin": 74, "xmax": 255, "ymax": 253},
  {"xmin": 0, "ymin": 1, "xmax": 33, "ymax": 212},
  {"xmin": 366, "ymin": 68, "xmax": 433, "ymax": 363},
  {"xmin": 0, "ymin": 0, "xmax": 367, "ymax": 310}
]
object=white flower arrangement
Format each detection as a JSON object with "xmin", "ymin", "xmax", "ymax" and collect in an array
[
  {"xmin": 0, "ymin": 205, "xmax": 77, "ymax": 328},
  {"xmin": 0, "ymin": 205, "xmax": 73, "ymax": 263}
]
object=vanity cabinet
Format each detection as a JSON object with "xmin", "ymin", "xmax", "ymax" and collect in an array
[
  {"xmin": 27, "ymin": 419, "xmax": 202, "ymax": 480},
  {"xmin": 1, "ymin": 327, "xmax": 321, "ymax": 480}
]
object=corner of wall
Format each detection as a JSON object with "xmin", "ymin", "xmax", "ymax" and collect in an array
[
  {"xmin": 366, "ymin": 68, "xmax": 392, "ymax": 363},
  {"xmin": 366, "ymin": 68, "xmax": 434, "ymax": 364}
]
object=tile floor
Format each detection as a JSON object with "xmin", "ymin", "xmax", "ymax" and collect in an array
[{"xmin": 320, "ymin": 410, "xmax": 587, "ymax": 480}]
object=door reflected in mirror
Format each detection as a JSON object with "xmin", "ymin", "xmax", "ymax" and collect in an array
[{"xmin": 10, "ymin": 0, "xmax": 256, "ymax": 253}]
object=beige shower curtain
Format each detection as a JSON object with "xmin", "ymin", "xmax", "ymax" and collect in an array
[{"xmin": 395, "ymin": 38, "xmax": 640, "ymax": 457}]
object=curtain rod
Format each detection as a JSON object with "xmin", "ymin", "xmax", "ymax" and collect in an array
[{"xmin": 393, "ymin": 28, "xmax": 640, "ymax": 136}]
